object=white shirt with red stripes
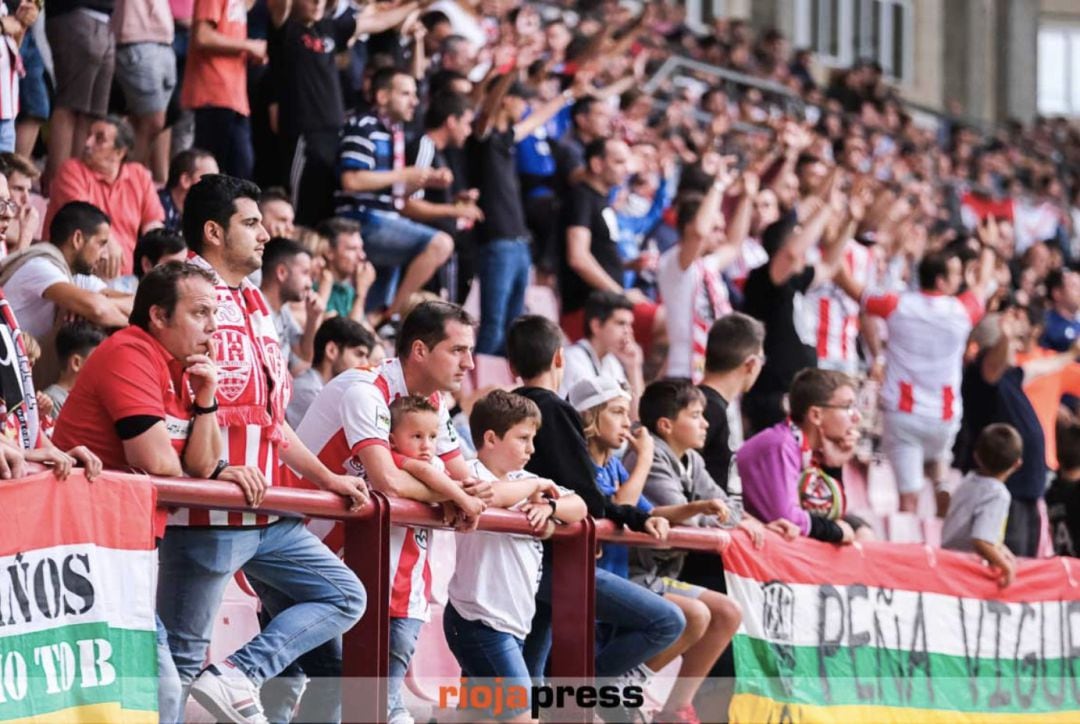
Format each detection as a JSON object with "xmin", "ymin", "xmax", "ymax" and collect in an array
[
  {"xmin": 296, "ymin": 358, "xmax": 462, "ymax": 621},
  {"xmin": 863, "ymin": 289, "xmax": 984, "ymax": 421},
  {"xmin": 806, "ymin": 241, "xmax": 874, "ymax": 372},
  {"xmin": 0, "ymin": 5, "xmax": 19, "ymax": 122}
]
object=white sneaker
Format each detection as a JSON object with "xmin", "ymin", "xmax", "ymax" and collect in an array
[{"xmin": 190, "ymin": 662, "xmax": 269, "ymax": 724}]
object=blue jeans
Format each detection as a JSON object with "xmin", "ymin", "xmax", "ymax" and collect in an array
[
  {"xmin": 523, "ymin": 565, "xmax": 684, "ymax": 681},
  {"xmin": 443, "ymin": 603, "xmax": 532, "ymax": 719},
  {"xmin": 388, "ymin": 617, "xmax": 424, "ymax": 721},
  {"xmin": 157, "ymin": 519, "xmax": 366, "ymax": 706},
  {"xmin": 477, "ymin": 238, "xmax": 531, "ymax": 356},
  {"xmin": 348, "ymin": 208, "xmax": 441, "ymax": 313},
  {"xmin": 194, "ymin": 106, "xmax": 254, "ymax": 180},
  {"xmin": 253, "ymin": 583, "xmax": 344, "ymax": 724},
  {"xmin": 0, "ymin": 119, "xmax": 14, "ymax": 153},
  {"xmin": 157, "ymin": 615, "xmax": 182, "ymax": 724}
]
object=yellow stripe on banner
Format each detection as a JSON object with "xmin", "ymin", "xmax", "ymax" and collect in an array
[
  {"xmin": 5, "ymin": 703, "xmax": 157, "ymax": 723},
  {"xmin": 729, "ymin": 693, "xmax": 1080, "ymax": 724}
]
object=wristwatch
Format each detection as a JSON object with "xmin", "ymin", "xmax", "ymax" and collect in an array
[
  {"xmin": 546, "ymin": 496, "xmax": 558, "ymax": 519},
  {"xmin": 192, "ymin": 398, "xmax": 219, "ymax": 416}
]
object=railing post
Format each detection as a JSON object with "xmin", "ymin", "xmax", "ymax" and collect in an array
[
  {"xmin": 549, "ymin": 517, "xmax": 596, "ymax": 680},
  {"xmin": 343, "ymin": 491, "xmax": 390, "ymax": 723}
]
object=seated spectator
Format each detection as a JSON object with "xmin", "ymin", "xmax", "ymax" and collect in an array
[
  {"xmin": 0, "ymin": 151, "xmax": 41, "ymax": 253},
  {"xmin": 559, "ymin": 290, "xmax": 643, "ymax": 418},
  {"xmin": 942, "ymin": 423, "xmax": 1022, "ymax": 588},
  {"xmin": 0, "ymin": 201, "xmax": 131, "ymax": 386},
  {"xmin": 1047, "ymin": 424, "xmax": 1080, "ymax": 557},
  {"xmin": 110, "ymin": 228, "xmax": 189, "ymax": 295},
  {"xmin": 315, "ymin": 217, "xmax": 375, "ymax": 322},
  {"xmin": 336, "ymin": 68, "xmax": 454, "ymax": 319},
  {"xmin": 159, "ymin": 148, "xmax": 219, "ymax": 232},
  {"xmin": 445, "ymin": 389, "xmax": 585, "ymax": 722},
  {"xmin": 738, "ymin": 368, "xmax": 863, "ymax": 544},
  {"xmin": 1041, "ymin": 268, "xmax": 1080, "ymax": 352},
  {"xmin": 259, "ymin": 237, "xmax": 321, "ymax": 374},
  {"xmin": 259, "ymin": 187, "xmax": 296, "ymax": 240},
  {"xmin": 507, "ymin": 315, "xmax": 685, "ymax": 709},
  {"xmin": 43, "ymin": 116, "xmax": 166, "ymax": 277},
  {"xmin": 286, "ymin": 316, "xmax": 375, "ymax": 428},
  {"xmin": 42, "ymin": 321, "xmax": 106, "ymax": 417}
]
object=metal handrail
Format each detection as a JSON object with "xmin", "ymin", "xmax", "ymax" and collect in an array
[{"xmin": 594, "ymin": 518, "xmax": 732, "ymax": 554}]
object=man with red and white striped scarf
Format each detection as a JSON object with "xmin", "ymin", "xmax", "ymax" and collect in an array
[{"xmin": 157, "ymin": 174, "xmax": 369, "ymax": 724}]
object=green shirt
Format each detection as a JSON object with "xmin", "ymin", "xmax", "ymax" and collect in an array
[{"xmin": 325, "ymin": 280, "xmax": 356, "ymax": 319}]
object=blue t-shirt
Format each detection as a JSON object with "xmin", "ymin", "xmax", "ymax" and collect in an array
[
  {"xmin": 1040, "ymin": 310, "xmax": 1080, "ymax": 352},
  {"xmin": 594, "ymin": 457, "xmax": 652, "ymax": 577}
]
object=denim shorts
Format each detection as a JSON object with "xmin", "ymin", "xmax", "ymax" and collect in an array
[
  {"xmin": 354, "ymin": 207, "xmax": 441, "ymax": 269},
  {"xmin": 116, "ymin": 42, "xmax": 177, "ymax": 115},
  {"xmin": 18, "ymin": 31, "xmax": 49, "ymax": 121},
  {"xmin": 443, "ymin": 603, "xmax": 532, "ymax": 720}
]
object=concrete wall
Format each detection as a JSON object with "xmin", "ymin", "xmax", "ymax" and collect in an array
[{"xmin": 903, "ymin": 0, "xmax": 945, "ymax": 110}]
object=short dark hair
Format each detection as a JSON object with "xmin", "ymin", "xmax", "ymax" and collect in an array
[
  {"xmin": 182, "ymin": 174, "xmax": 261, "ymax": 254},
  {"xmin": 788, "ymin": 368, "xmax": 854, "ymax": 425},
  {"xmin": 469, "ymin": 389, "xmax": 542, "ymax": 448},
  {"xmin": 675, "ymin": 192, "xmax": 705, "ymax": 233},
  {"xmin": 1058, "ymin": 424, "xmax": 1080, "ymax": 471},
  {"xmin": 421, "ymin": 10, "xmax": 451, "ymax": 31},
  {"xmin": 705, "ymin": 313, "xmax": 765, "ymax": 373},
  {"xmin": 917, "ymin": 251, "xmax": 955, "ymax": 291},
  {"xmin": 315, "ymin": 217, "xmax": 361, "ymax": 249},
  {"xmin": 166, "ymin": 148, "xmax": 214, "ymax": 190},
  {"xmin": 424, "ymin": 92, "xmax": 470, "ymax": 130},
  {"xmin": 54, "ymin": 321, "xmax": 106, "ymax": 367},
  {"xmin": 760, "ymin": 214, "xmax": 799, "ymax": 258},
  {"xmin": 130, "ymin": 261, "xmax": 218, "ymax": 331},
  {"xmin": 584, "ymin": 138, "xmax": 609, "ymax": 166},
  {"xmin": 133, "ymin": 229, "xmax": 187, "ymax": 279},
  {"xmin": 583, "ymin": 291, "xmax": 633, "ymax": 339},
  {"xmin": 49, "ymin": 201, "xmax": 110, "ymax": 247},
  {"xmin": 571, "ymin": 96, "xmax": 598, "ymax": 123},
  {"xmin": 259, "ymin": 186, "xmax": 292, "ymax": 208},
  {"xmin": 313, "ymin": 316, "xmax": 376, "ymax": 367},
  {"xmin": 974, "ymin": 423, "xmax": 1024, "ymax": 476},
  {"xmin": 1046, "ymin": 268, "xmax": 1068, "ymax": 299},
  {"xmin": 396, "ymin": 300, "xmax": 474, "ymax": 358},
  {"xmin": 507, "ymin": 315, "xmax": 563, "ymax": 379},
  {"xmin": 390, "ymin": 394, "xmax": 439, "ymax": 430},
  {"xmin": 100, "ymin": 114, "xmax": 135, "ymax": 153},
  {"xmin": 371, "ymin": 67, "xmax": 411, "ymax": 102},
  {"xmin": 260, "ymin": 237, "xmax": 310, "ymax": 279},
  {"xmin": 640, "ymin": 378, "xmax": 706, "ymax": 436}
]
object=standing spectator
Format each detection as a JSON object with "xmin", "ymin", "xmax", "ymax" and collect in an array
[
  {"xmin": 42, "ymin": 321, "xmax": 106, "ymax": 416},
  {"xmin": 259, "ymin": 236, "xmax": 320, "ymax": 374},
  {"xmin": 838, "ymin": 245, "xmax": 995, "ymax": 513},
  {"xmin": 336, "ymin": 68, "xmax": 454, "ymax": 320},
  {"xmin": 1047, "ymin": 424, "xmax": 1080, "ymax": 557},
  {"xmin": 113, "ymin": 0, "xmax": 176, "ymax": 177},
  {"xmin": 559, "ymin": 290, "xmax": 644, "ymax": 419},
  {"xmin": 266, "ymin": 0, "xmax": 419, "ymax": 226},
  {"xmin": 315, "ymin": 217, "xmax": 375, "ymax": 322},
  {"xmin": 160, "ymin": 148, "xmax": 220, "ymax": 231},
  {"xmin": 0, "ymin": 0, "xmax": 36, "ymax": 152},
  {"xmin": 562, "ymin": 96, "xmax": 614, "ymax": 180},
  {"xmin": 14, "ymin": 12, "xmax": 48, "ymax": 158},
  {"xmin": 109, "ymin": 228, "xmax": 189, "ymax": 294},
  {"xmin": 182, "ymin": 0, "xmax": 267, "ymax": 180},
  {"xmin": 0, "ymin": 151, "xmax": 41, "ymax": 253},
  {"xmin": 470, "ymin": 73, "xmax": 582, "ymax": 356},
  {"xmin": 44, "ymin": 0, "xmax": 115, "ymax": 189},
  {"xmin": 162, "ymin": 174, "xmax": 369, "ymax": 720},
  {"xmin": 1041, "ymin": 268, "xmax": 1080, "ymax": 351},
  {"xmin": 43, "ymin": 116, "xmax": 166, "ymax": 277},
  {"xmin": 286, "ymin": 316, "xmax": 374, "ymax": 428}
]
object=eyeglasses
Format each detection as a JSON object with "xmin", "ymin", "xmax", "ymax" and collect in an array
[
  {"xmin": 818, "ymin": 403, "xmax": 860, "ymax": 417},
  {"xmin": 0, "ymin": 199, "xmax": 17, "ymax": 217}
]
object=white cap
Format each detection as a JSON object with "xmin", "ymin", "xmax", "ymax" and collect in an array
[{"xmin": 568, "ymin": 376, "xmax": 631, "ymax": 412}]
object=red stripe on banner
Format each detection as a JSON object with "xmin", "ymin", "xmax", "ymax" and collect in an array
[
  {"xmin": 0, "ymin": 471, "xmax": 156, "ymax": 554},
  {"xmin": 390, "ymin": 529, "xmax": 421, "ymax": 617},
  {"xmin": 899, "ymin": 381, "xmax": 914, "ymax": 413},
  {"xmin": 817, "ymin": 297, "xmax": 830, "ymax": 360},
  {"xmin": 721, "ymin": 531, "xmax": 1080, "ymax": 603}
]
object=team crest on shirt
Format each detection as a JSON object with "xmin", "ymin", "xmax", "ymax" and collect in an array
[
  {"xmin": 445, "ymin": 417, "xmax": 458, "ymax": 443},
  {"xmin": 376, "ymin": 410, "xmax": 391, "ymax": 432},
  {"xmin": 414, "ymin": 528, "xmax": 430, "ymax": 550},
  {"xmin": 345, "ymin": 455, "xmax": 366, "ymax": 478},
  {"xmin": 215, "ymin": 330, "xmax": 254, "ymax": 402}
]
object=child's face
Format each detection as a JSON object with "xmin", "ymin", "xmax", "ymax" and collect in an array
[
  {"xmin": 389, "ymin": 411, "xmax": 440, "ymax": 462},
  {"xmin": 594, "ymin": 398, "xmax": 632, "ymax": 450},
  {"xmin": 662, "ymin": 400, "xmax": 708, "ymax": 451},
  {"xmin": 485, "ymin": 420, "xmax": 538, "ymax": 472}
]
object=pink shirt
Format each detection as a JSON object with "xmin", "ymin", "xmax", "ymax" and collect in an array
[
  {"xmin": 43, "ymin": 159, "xmax": 165, "ymax": 276},
  {"xmin": 114, "ymin": 0, "xmax": 175, "ymax": 44}
]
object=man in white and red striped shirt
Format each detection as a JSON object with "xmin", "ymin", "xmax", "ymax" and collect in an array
[
  {"xmin": 156, "ymin": 175, "xmax": 370, "ymax": 724},
  {"xmin": 838, "ymin": 246, "xmax": 994, "ymax": 514},
  {"xmin": 296, "ymin": 300, "xmax": 490, "ymax": 723},
  {"xmin": 806, "ymin": 239, "xmax": 875, "ymax": 374}
]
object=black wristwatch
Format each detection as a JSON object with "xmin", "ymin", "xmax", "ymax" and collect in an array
[
  {"xmin": 546, "ymin": 496, "xmax": 558, "ymax": 516},
  {"xmin": 192, "ymin": 398, "xmax": 219, "ymax": 416},
  {"xmin": 210, "ymin": 460, "xmax": 228, "ymax": 480}
]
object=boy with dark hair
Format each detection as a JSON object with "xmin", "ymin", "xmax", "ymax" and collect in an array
[
  {"xmin": 286, "ymin": 317, "xmax": 375, "ymax": 428},
  {"xmin": 43, "ymin": 321, "xmax": 106, "ymax": 416},
  {"xmin": 1047, "ymin": 424, "xmax": 1080, "ymax": 557},
  {"xmin": 560, "ymin": 290, "xmax": 643, "ymax": 415},
  {"xmin": 110, "ymin": 229, "xmax": 190, "ymax": 295},
  {"xmin": 942, "ymin": 423, "xmax": 1023, "ymax": 587},
  {"xmin": 259, "ymin": 236, "xmax": 319, "ymax": 373}
]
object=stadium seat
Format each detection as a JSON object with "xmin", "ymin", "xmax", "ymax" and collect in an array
[
  {"xmin": 884, "ymin": 512, "xmax": 924, "ymax": 543},
  {"xmin": 473, "ymin": 353, "xmax": 518, "ymax": 389},
  {"xmin": 525, "ymin": 284, "xmax": 560, "ymax": 322}
]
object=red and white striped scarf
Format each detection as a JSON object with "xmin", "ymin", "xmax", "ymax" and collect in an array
[{"xmin": 690, "ymin": 259, "xmax": 732, "ymax": 383}]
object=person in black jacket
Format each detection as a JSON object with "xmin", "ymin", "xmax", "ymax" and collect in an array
[{"xmin": 507, "ymin": 315, "xmax": 686, "ymax": 711}]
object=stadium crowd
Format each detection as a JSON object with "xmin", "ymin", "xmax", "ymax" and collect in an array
[{"xmin": 1, "ymin": 0, "xmax": 1080, "ymax": 722}]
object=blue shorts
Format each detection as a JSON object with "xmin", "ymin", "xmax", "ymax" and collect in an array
[
  {"xmin": 354, "ymin": 207, "xmax": 440, "ymax": 268},
  {"xmin": 18, "ymin": 31, "xmax": 49, "ymax": 121}
]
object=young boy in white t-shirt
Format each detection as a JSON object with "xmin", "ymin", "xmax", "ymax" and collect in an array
[{"xmin": 444, "ymin": 390, "xmax": 587, "ymax": 722}]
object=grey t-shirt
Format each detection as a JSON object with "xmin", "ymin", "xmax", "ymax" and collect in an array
[
  {"xmin": 272, "ymin": 305, "xmax": 304, "ymax": 370},
  {"xmin": 941, "ymin": 472, "xmax": 1011, "ymax": 552},
  {"xmin": 286, "ymin": 368, "xmax": 324, "ymax": 429}
]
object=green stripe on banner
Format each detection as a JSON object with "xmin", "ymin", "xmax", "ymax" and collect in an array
[
  {"xmin": 731, "ymin": 634, "xmax": 1080, "ymax": 715},
  {"xmin": 0, "ymin": 622, "xmax": 157, "ymax": 719}
]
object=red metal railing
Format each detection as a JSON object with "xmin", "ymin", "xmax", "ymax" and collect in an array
[{"xmin": 145, "ymin": 475, "xmax": 732, "ymax": 723}]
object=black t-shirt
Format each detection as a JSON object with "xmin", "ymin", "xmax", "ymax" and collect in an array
[
  {"xmin": 469, "ymin": 129, "xmax": 530, "ymax": 243},
  {"xmin": 267, "ymin": 14, "xmax": 354, "ymax": 138},
  {"xmin": 1046, "ymin": 475, "xmax": 1080, "ymax": 557},
  {"xmin": 743, "ymin": 264, "xmax": 817, "ymax": 398},
  {"xmin": 960, "ymin": 355, "xmax": 1047, "ymax": 502},
  {"xmin": 560, "ymin": 183, "xmax": 622, "ymax": 314},
  {"xmin": 699, "ymin": 385, "xmax": 733, "ymax": 493}
]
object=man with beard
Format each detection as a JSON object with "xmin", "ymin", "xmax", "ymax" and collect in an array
[{"xmin": 259, "ymin": 237, "xmax": 323, "ymax": 374}]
